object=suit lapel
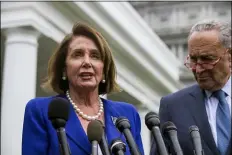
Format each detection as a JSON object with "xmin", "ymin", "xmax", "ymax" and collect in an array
[
  {"xmin": 226, "ymin": 121, "xmax": 232, "ymax": 155},
  {"xmin": 102, "ymin": 99, "xmax": 126, "ymax": 146},
  {"xmin": 226, "ymin": 139, "xmax": 231, "ymax": 155},
  {"xmin": 59, "ymin": 96, "xmax": 127, "ymax": 154},
  {"xmin": 62, "ymin": 96, "xmax": 91, "ymax": 154},
  {"xmin": 188, "ymin": 85, "xmax": 219, "ymax": 155}
]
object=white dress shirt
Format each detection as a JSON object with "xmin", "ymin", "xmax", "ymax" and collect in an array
[{"xmin": 205, "ymin": 76, "xmax": 231, "ymax": 146}]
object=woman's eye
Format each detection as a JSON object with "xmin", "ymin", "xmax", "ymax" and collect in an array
[
  {"xmin": 91, "ymin": 54, "xmax": 100, "ymax": 59},
  {"xmin": 72, "ymin": 52, "xmax": 82, "ymax": 57}
]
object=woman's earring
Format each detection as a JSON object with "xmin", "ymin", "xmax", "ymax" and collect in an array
[
  {"xmin": 62, "ymin": 72, "xmax": 67, "ymax": 80},
  {"xmin": 102, "ymin": 79, "xmax": 106, "ymax": 83},
  {"xmin": 62, "ymin": 76, "xmax": 66, "ymax": 80}
]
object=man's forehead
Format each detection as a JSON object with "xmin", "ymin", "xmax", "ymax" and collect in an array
[
  {"xmin": 188, "ymin": 42, "xmax": 220, "ymax": 49},
  {"xmin": 188, "ymin": 41, "xmax": 222, "ymax": 56},
  {"xmin": 188, "ymin": 31, "xmax": 222, "ymax": 51},
  {"xmin": 189, "ymin": 51, "xmax": 215, "ymax": 56},
  {"xmin": 188, "ymin": 30, "xmax": 220, "ymax": 43}
]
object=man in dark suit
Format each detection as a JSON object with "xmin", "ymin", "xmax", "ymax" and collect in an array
[{"xmin": 150, "ymin": 19, "xmax": 231, "ymax": 155}]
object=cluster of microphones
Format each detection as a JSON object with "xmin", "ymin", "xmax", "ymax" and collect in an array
[{"xmin": 48, "ymin": 97, "xmax": 204, "ymax": 155}]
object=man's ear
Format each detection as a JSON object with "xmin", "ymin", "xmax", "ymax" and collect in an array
[
  {"xmin": 228, "ymin": 49, "xmax": 231, "ymax": 62},
  {"xmin": 228, "ymin": 49, "xmax": 231, "ymax": 72}
]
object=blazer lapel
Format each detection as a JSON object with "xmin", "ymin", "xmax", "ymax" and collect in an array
[
  {"xmin": 226, "ymin": 139, "xmax": 231, "ymax": 155},
  {"xmin": 102, "ymin": 99, "xmax": 127, "ymax": 146},
  {"xmin": 226, "ymin": 121, "xmax": 232, "ymax": 155},
  {"xmin": 188, "ymin": 85, "xmax": 219, "ymax": 155},
  {"xmin": 64, "ymin": 98, "xmax": 91, "ymax": 154},
  {"xmin": 59, "ymin": 96, "xmax": 127, "ymax": 154}
]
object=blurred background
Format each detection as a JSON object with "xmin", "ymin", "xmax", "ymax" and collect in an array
[{"xmin": 1, "ymin": 1, "xmax": 231, "ymax": 155}]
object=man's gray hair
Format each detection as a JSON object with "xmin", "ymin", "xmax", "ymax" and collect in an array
[{"xmin": 189, "ymin": 19, "xmax": 231, "ymax": 48}]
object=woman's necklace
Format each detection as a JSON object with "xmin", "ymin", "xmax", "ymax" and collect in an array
[{"xmin": 66, "ymin": 90, "xmax": 104, "ymax": 121}]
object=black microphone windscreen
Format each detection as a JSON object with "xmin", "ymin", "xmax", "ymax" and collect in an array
[
  {"xmin": 110, "ymin": 138, "xmax": 126, "ymax": 153},
  {"xmin": 48, "ymin": 97, "xmax": 70, "ymax": 128},
  {"xmin": 115, "ymin": 117, "xmax": 130, "ymax": 132},
  {"xmin": 161, "ymin": 121, "xmax": 177, "ymax": 134},
  {"xmin": 145, "ymin": 112, "xmax": 160, "ymax": 130},
  {"xmin": 110, "ymin": 138, "xmax": 121, "ymax": 146},
  {"xmin": 189, "ymin": 125, "xmax": 199, "ymax": 133},
  {"xmin": 87, "ymin": 120, "xmax": 104, "ymax": 143}
]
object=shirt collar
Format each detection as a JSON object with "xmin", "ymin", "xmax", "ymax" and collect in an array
[{"xmin": 205, "ymin": 75, "xmax": 231, "ymax": 98}]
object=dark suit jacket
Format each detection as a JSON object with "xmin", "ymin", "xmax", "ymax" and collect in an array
[
  {"xmin": 22, "ymin": 94, "xmax": 144, "ymax": 155},
  {"xmin": 150, "ymin": 84, "xmax": 231, "ymax": 155}
]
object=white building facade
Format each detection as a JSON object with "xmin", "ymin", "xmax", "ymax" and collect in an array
[
  {"xmin": 1, "ymin": 2, "xmax": 183, "ymax": 155},
  {"xmin": 131, "ymin": 1, "xmax": 231, "ymax": 85}
]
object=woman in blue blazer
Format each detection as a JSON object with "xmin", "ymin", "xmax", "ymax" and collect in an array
[{"xmin": 22, "ymin": 22, "xmax": 144, "ymax": 155}]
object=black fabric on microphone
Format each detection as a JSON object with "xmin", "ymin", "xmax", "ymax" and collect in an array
[
  {"xmin": 189, "ymin": 125, "xmax": 204, "ymax": 155},
  {"xmin": 161, "ymin": 121, "xmax": 183, "ymax": 155},
  {"xmin": 110, "ymin": 138, "xmax": 126, "ymax": 155},
  {"xmin": 87, "ymin": 120, "xmax": 104, "ymax": 155},
  {"xmin": 96, "ymin": 120, "xmax": 111, "ymax": 155},
  {"xmin": 145, "ymin": 112, "xmax": 168, "ymax": 155},
  {"xmin": 115, "ymin": 117, "xmax": 141, "ymax": 155},
  {"xmin": 48, "ymin": 97, "xmax": 71, "ymax": 155}
]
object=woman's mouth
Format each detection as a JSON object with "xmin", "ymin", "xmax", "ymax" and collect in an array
[{"xmin": 79, "ymin": 72, "xmax": 93, "ymax": 80}]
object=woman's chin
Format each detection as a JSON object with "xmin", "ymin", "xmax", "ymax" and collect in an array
[{"xmin": 77, "ymin": 82, "xmax": 98, "ymax": 90}]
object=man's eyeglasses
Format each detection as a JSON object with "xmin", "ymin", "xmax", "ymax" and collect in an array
[{"xmin": 184, "ymin": 49, "xmax": 229, "ymax": 70}]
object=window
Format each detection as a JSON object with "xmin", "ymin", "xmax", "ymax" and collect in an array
[
  {"xmin": 218, "ymin": 11, "xmax": 227, "ymax": 16},
  {"xmin": 188, "ymin": 14, "xmax": 196, "ymax": 20},
  {"xmin": 183, "ymin": 43, "xmax": 188, "ymax": 58},
  {"xmin": 160, "ymin": 16, "xmax": 168, "ymax": 22}
]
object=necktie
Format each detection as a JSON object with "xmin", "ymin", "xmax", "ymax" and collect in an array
[{"xmin": 214, "ymin": 90, "xmax": 231, "ymax": 155}]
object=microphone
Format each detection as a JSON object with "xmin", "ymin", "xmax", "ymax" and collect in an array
[
  {"xmin": 96, "ymin": 120, "xmax": 111, "ymax": 155},
  {"xmin": 189, "ymin": 125, "xmax": 204, "ymax": 155},
  {"xmin": 48, "ymin": 97, "xmax": 71, "ymax": 155},
  {"xmin": 110, "ymin": 138, "xmax": 126, "ymax": 155},
  {"xmin": 115, "ymin": 117, "xmax": 141, "ymax": 155},
  {"xmin": 145, "ymin": 112, "xmax": 168, "ymax": 155},
  {"xmin": 161, "ymin": 121, "xmax": 183, "ymax": 155},
  {"xmin": 87, "ymin": 120, "xmax": 104, "ymax": 155}
]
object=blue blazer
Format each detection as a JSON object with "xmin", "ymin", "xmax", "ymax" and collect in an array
[
  {"xmin": 150, "ymin": 84, "xmax": 231, "ymax": 155},
  {"xmin": 22, "ymin": 95, "xmax": 144, "ymax": 155}
]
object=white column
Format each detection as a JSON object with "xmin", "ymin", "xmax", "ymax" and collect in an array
[
  {"xmin": 172, "ymin": 8, "xmax": 178, "ymax": 28},
  {"xmin": 178, "ymin": 8, "xmax": 185, "ymax": 28},
  {"xmin": 201, "ymin": 6, "xmax": 207, "ymax": 19},
  {"xmin": 1, "ymin": 27, "xmax": 40, "ymax": 155},
  {"xmin": 137, "ymin": 105, "xmax": 151, "ymax": 155},
  {"xmin": 177, "ymin": 43, "xmax": 184, "ymax": 61},
  {"xmin": 171, "ymin": 44, "xmax": 177, "ymax": 57},
  {"xmin": 207, "ymin": 3, "xmax": 214, "ymax": 17}
]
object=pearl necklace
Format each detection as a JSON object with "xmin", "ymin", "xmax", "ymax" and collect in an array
[{"xmin": 66, "ymin": 90, "xmax": 104, "ymax": 121}]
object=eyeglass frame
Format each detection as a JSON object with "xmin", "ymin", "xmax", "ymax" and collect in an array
[{"xmin": 184, "ymin": 49, "xmax": 230, "ymax": 70}]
